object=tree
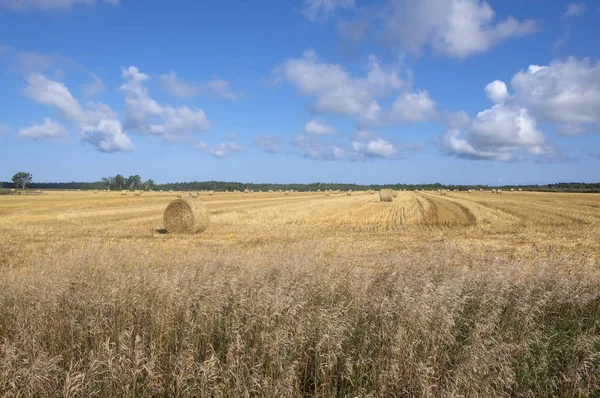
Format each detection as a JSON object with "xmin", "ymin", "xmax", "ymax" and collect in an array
[
  {"xmin": 143, "ymin": 179, "xmax": 155, "ymax": 191},
  {"xmin": 12, "ymin": 172, "xmax": 32, "ymax": 190},
  {"xmin": 101, "ymin": 177, "xmax": 115, "ymax": 191},
  {"xmin": 127, "ymin": 175, "xmax": 142, "ymax": 190},
  {"xmin": 113, "ymin": 174, "xmax": 125, "ymax": 190}
]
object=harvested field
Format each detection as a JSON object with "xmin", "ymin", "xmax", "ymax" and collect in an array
[{"xmin": 1, "ymin": 190, "xmax": 600, "ymax": 396}]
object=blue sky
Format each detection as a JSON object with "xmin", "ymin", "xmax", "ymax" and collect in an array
[{"xmin": 0, "ymin": 0, "xmax": 599, "ymax": 185}]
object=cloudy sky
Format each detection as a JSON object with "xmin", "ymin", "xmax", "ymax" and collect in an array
[{"xmin": 0, "ymin": 0, "xmax": 599, "ymax": 184}]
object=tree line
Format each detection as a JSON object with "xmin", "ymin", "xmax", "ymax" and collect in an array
[{"xmin": 2, "ymin": 173, "xmax": 600, "ymax": 193}]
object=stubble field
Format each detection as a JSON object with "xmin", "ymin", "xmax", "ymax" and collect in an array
[{"xmin": 1, "ymin": 190, "xmax": 600, "ymax": 397}]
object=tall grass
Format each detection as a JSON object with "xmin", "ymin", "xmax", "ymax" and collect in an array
[{"xmin": 1, "ymin": 244, "xmax": 599, "ymax": 397}]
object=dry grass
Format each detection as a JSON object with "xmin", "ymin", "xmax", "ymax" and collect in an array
[{"xmin": 1, "ymin": 190, "xmax": 600, "ymax": 396}]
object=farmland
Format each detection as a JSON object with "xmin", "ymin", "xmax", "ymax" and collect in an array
[{"xmin": 1, "ymin": 190, "xmax": 600, "ymax": 396}]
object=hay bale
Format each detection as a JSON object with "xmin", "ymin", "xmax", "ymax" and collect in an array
[
  {"xmin": 208, "ymin": 190, "xmax": 215, "ymax": 196},
  {"xmin": 468, "ymin": 189, "xmax": 472, "ymax": 193},
  {"xmin": 163, "ymin": 198, "xmax": 210, "ymax": 234},
  {"xmin": 379, "ymin": 189, "xmax": 393, "ymax": 202},
  {"xmin": 135, "ymin": 191, "xmax": 142, "ymax": 197},
  {"xmin": 121, "ymin": 190, "xmax": 127, "ymax": 196},
  {"xmin": 393, "ymin": 191, "xmax": 398, "ymax": 198},
  {"xmin": 510, "ymin": 188, "xmax": 515, "ymax": 192},
  {"xmin": 519, "ymin": 188, "xmax": 523, "ymax": 192},
  {"xmin": 284, "ymin": 191, "xmax": 289, "ymax": 195},
  {"xmin": 347, "ymin": 190, "xmax": 352, "ymax": 196},
  {"xmin": 177, "ymin": 193, "xmax": 183, "ymax": 198}
]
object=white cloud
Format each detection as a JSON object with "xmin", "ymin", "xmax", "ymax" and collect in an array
[
  {"xmin": 389, "ymin": 90, "xmax": 437, "ymax": 123},
  {"xmin": 353, "ymin": 138, "xmax": 397, "ymax": 158},
  {"xmin": 0, "ymin": 0, "xmax": 117, "ymax": 11},
  {"xmin": 24, "ymin": 72, "xmax": 84, "ymax": 120},
  {"xmin": 439, "ymin": 87, "xmax": 547, "ymax": 162},
  {"xmin": 23, "ymin": 72, "xmax": 133, "ymax": 152},
  {"xmin": 511, "ymin": 58, "xmax": 600, "ymax": 130},
  {"xmin": 81, "ymin": 74, "xmax": 104, "ymax": 98},
  {"xmin": 159, "ymin": 71, "xmax": 240, "ymax": 100},
  {"xmin": 256, "ymin": 135, "xmax": 282, "ymax": 153},
  {"xmin": 276, "ymin": 50, "xmax": 436, "ymax": 128},
  {"xmin": 195, "ymin": 141, "xmax": 243, "ymax": 158},
  {"xmin": 562, "ymin": 3, "xmax": 586, "ymax": 18},
  {"xmin": 302, "ymin": 0, "xmax": 354, "ymax": 22},
  {"xmin": 484, "ymin": 80, "xmax": 508, "ymax": 104},
  {"xmin": 17, "ymin": 117, "xmax": 67, "ymax": 140},
  {"xmin": 120, "ymin": 66, "xmax": 210, "ymax": 137},
  {"xmin": 337, "ymin": 0, "xmax": 537, "ymax": 59},
  {"xmin": 305, "ymin": 119, "xmax": 335, "ymax": 135}
]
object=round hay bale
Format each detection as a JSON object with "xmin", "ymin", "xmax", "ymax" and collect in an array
[
  {"xmin": 379, "ymin": 189, "xmax": 393, "ymax": 202},
  {"xmin": 163, "ymin": 198, "xmax": 210, "ymax": 234},
  {"xmin": 208, "ymin": 190, "xmax": 215, "ymax": 196},
  {"xmin": 518, "ymin": 188, "xmax": 523, "ymax": 192},
  {"xmin": 347, "ymin": 190, "xmax": 352, "ymax": 196},
  {"xmin": 177, "ymin": 193, "xmax": 183, "ymax": 198},
  {"xmin": 284, "ymin": 191, "xmax": 289, "ymax": 195},
  {"xmin": 135, "ymin": 191, "xmax": 142, "ymax": 197}
]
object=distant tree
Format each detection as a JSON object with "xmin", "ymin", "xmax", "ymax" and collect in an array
[
  {"xmin": 127, "ymin": 175, "xmax": 142, "ymax": 190},
  {"xmin": 101, "ymin": 177, "xmax": 115, "ymax": 190},
  {"xmin": 12, "ymin": 172, "xmax": 32, "ymax": 190},
  {"xmin": 113, "ymin": 174, "xmax": 126, "ymax": 190},
  {"xmin": 143, "ymin": 179, "xmax": 155, "ymax": 191}
]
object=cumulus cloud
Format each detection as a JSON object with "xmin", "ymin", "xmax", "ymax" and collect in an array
[
  {"xmin": 275, "ymin": 50, "xmax": 435, "ymax": 127},
  {"xmin": 334, "ymin": 0, "xmax": 537, "ymax": 59},
  {"xmin": 0, "ymin": 0, "xmax": 118, "ymax": 11},
  {"xmin": 440, "ymin": 56, "xmax": 600, "ymax": 162},
  {"xmin": 352, "ymin": 138, "xmax": 397, "ymax": 158},
  {"xmin": 17, "ymin": 117, "xmax": 67, "ymax": 140},
  {"xmin": 255, "ymin": 135, "xmax": 282, "ymax": 153},
  {"xmin": 484, "ymin": 80, "xmax": 508, "ymax": 104},
  {"xmin": 120, "ymin": 66, "xmax": 210, "ymax": 138},
  {"xmin": 511, "ymin": 58, "xmax": 600, "ymax": 131},
  {"xmin": 293, "ymin": 129, "xmax": 403, "ymax": 161},
  {"xmin": 81, "ymin": 74, "xmax": 104, "ymax": 98},
  {"xmin": 439, "ymin": 104, "xmax": 546, "ymax": 162},
  {"xmin": 23, "ymin": 72, "xmax": 133, "ymax": 152},
  {"xmin": 389, "ymin": 91, "xmax": 437, "ymax": 123},
  {"xmin": 159, "ymin": 71, "xmax": 240, "ymax": 100},
  {"xmin": 305, "ymin": 119, "xmax": 335, "ymax": 135},
  {"xmin": 195, "ymin": 141, "xmax": 243, "ymax": 158},
  {"xmin": 302, "ymin": 0, "xmax": 354, "ymax": 22}
]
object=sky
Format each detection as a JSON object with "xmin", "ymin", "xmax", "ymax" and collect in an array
[{"xmin": 0, "ymin": 0, "xmax": 599, "ymax": 185}]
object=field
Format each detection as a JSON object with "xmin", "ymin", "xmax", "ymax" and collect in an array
[{"xmin": 1, "ymin": 190, "xmax": 600, "ymax": 396}]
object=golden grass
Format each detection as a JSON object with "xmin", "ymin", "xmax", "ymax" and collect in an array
[{"xmin": 1, "ymin": 190, "xmax": 600, "ymax": 396}]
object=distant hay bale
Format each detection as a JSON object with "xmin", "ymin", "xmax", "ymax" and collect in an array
[
  {"xmin": 393, "ymin": 191, "xmax": 398, "ymax": 198},
  {"xmin": 121, "ymin": 190, "xmax": 127, "ymax": 196},
  {"xmin": 317, "ymin": 189, "xmax": 321, "ymax": 192},
  {"xmin": 468, "ymin": 189, "xmax": 472, "ymax": 193},
  {"xmin": 510, "ymin": 188, "xmax": 515, "ymax": 192},
  {"xmin": 519, "ymin": 188, "xmax": 523, "ymax": 192},
  {"xmin": 284, "ymin": 191, "xmax": 289, "ymax": 195},
  {"xmin": 379, "ymin": 189, "xmax": 393, "ymax": 202},
  {"xmin": 347, "ymin": 191, "xmax": 352, "ymax": 196},
  {"xmin": 479, "ymin": 189, "xmax": 483, "ymax": 191},
  {"xmin": 497, "ymin": 189, "xmax": 503, "ymax": 195},
  {"xmin": 325, "ymin": 192, "xmax": 330, "ymax": 196},
  {"xmin": 94, "ymin": 190, "xmax": 98, "ymax": 193},
  {"xmin": 209, "ymin": 190, "xmax": 215, "ymax": 196},
  {"xmin": 135, "ymin": 191, "xmax": 142, "ymax": 197},
  {"xmin": 177, "ymin": 193, "xmax": 183, "ymax": 198},
  {"xmin": 163, "ymin": 198, "xmax": 210, "ymax": 234}
]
